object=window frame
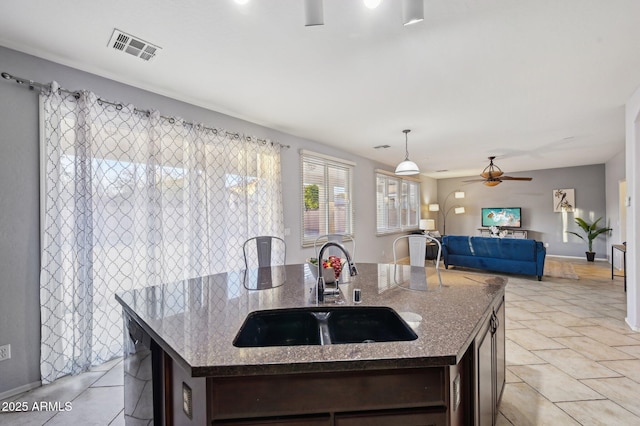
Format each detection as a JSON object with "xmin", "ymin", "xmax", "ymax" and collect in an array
[
  {"xmin": 375, "ymin": 170, "xmax": 421, "ymax": 235},
  {"xmin": 300, "ymin": 150, "xmax": 355, "ymax": 247}
]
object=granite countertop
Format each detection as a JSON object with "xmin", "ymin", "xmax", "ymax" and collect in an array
[{"xmin": 115, "ymin": 263, "xmax": 506, "ymax": 378}]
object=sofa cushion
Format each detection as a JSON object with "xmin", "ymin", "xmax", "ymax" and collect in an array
[{"xmin": 469, "ymin": 237, "xmax": 537, "ymax": 261}]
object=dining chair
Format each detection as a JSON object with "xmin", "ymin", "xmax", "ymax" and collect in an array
[{"xmin": 392, "ymin": 234, "xmax": 442, "ymax": 285}]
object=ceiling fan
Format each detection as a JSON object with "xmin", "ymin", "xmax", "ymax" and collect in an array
[{"xmin": 464, "ymin": 156, "xmax": 533, "ymax": 187}]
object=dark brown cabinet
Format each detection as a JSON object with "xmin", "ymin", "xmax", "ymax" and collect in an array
[
  {"xmin": 475, "ymin": 296, "xmax": 505, "ymax": 426},
  {"xmin": 206, "ymin": 368, "xmax": 448, "ymax": 425},
  {"xmin": 335, "ymin": 407, "xmax": 446, "ymax": 425}
]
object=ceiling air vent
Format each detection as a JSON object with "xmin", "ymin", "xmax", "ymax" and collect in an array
[{"xmin": 108, "ymin": 29, "xmax": 161, "ymax": 62}]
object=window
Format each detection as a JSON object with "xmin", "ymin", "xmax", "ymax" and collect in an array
[
  {"xmin": 376, "ymin": 170, "xmax": 420, "ymax": 234},
  {"xmin": 301, "ymin": 151, "xmax": 355, "ymax": 246}
]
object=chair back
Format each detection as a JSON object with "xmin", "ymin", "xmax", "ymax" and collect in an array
[
  {"xmin": 392, "ymin": 234, "xmax": 443, "ymax": 285},
  {"xmin": 243, "ymin": 236, "xmax": 286, "ymax": 269}
]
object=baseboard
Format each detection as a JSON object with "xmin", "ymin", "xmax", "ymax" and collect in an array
[
  {"xmin": 0, "ymin": 380, "xmax": 41, "ymax": 401},
  {"xmin": 625, "ymin": 317, "xmax": 640, "ymax": 332},
  {"xmin": 547, "ymin": 254, "xmax": 609, "ymax": 262}
]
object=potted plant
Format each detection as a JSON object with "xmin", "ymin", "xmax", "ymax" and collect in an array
[{"xmin": 566, "ymin": 217, "xmax": 611, "ymax": 261}]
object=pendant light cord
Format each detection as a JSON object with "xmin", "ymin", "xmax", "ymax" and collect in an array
[{"xmin": 403, "ymin": 129, "xmax": 411, "ymax": 160}]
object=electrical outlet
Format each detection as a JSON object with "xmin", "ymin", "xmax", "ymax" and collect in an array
[{"xmin": 0, "ymin": 344, "xmax": 11, "ymax": 361}]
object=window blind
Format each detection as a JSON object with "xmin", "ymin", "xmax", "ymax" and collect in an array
[{"xmin": 301, "ymin": 151, "xmax": 355, "ymax": 247}]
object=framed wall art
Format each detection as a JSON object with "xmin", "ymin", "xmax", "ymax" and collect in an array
[{"xmin": 553, "ymin": 188, "xmax": 575, "ymax": 212}]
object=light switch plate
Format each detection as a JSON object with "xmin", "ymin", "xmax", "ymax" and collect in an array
[
  {"xmin": 0, "ymin": 344, "xmax": 10, "ymax": 362},
  {"xmin": 182, "ymin": 382, "xmax": 192, "ymax": 419},
  {"xmin": 453, "ymin": 373, "xmax": 461, "ymax": 411}
]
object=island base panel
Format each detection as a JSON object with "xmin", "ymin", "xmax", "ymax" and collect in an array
[{"xmin": 208, "ymin": 368, "xmax": 446, "ymax": 420}]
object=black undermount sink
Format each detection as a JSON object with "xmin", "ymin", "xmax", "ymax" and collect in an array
[{"xmin": 233, "ymin": 307, "xmax": 418, "ymax": 347}]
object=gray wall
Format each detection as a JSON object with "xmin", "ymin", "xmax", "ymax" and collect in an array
[
  {"xmin": 0, "ymin": 46, "xmax": 435, "ymax": 395},
  {"xmin": 0, "ymin": 55, "xmax": 42, "ymax": 396},
  {"xmin": 436, "ymin": 164, "xmax": 609, "ymax": 258}
]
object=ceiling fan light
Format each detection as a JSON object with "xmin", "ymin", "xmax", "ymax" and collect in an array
[
  {"xmin": 395, "ymin": 160, "xmax": 420, "ymax": 175},
  {"xmin": 363, "ymin": 0, "xmax": 382, "ymax": 9},
  {"xmin": 481, "ymin": 170, "xmax": 504, "ymax": 179},
  {"xmin": 483, "ymin": 180, "xmax": 501, "ymax": 187}
]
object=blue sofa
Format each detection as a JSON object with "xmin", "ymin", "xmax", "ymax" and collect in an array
[{"xmin": 442, "ymin": 236, "xmax": 546, "ymax": 281}]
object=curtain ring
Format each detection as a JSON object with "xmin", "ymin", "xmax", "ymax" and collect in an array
[
  {"xmin": 169, "ymin": 117, "xmax": 175, "ymax": 124},
  {"xmin": 116, "ymin": 103, "xmax": 123, "ymax": 111}
]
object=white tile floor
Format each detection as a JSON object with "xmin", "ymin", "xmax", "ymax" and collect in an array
[
  {"xmin": 1, "ymin": 257, "xmax": 637, "ymax": 425},
  {"xmin": 0, "ymin": 357, "xmax": 124, "ymax": 425},
  {"xmin": 498, "ymin": 257, "xmax": 639, "ymax": 425}
]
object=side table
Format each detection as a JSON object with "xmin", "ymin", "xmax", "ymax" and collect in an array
[
  {"xmin": 611, "ymin": 244, "xmax": 626, "ymax": 292},
  {"xmin": 425, "ymin": 242, "xmax": 439, "ymax": 260}
]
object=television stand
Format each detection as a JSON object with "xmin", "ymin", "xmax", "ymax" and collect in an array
[{"xmin": 478, "ymin": 228, "xmax": 528, "ymax": 239}]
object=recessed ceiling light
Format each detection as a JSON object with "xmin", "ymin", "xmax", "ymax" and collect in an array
[{"xmin": 363, "ymin": 0, "xmax": 382, "ymax": 9}]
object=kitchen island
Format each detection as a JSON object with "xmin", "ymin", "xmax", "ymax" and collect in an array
[{"xmin": 116, "ymin": 263, "xmax": 506, "ymax": 425}]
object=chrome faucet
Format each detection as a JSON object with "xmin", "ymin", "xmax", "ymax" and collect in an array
[{"xmin": 317, "ymin": 241, "xmax": 358, "ymax": 297}]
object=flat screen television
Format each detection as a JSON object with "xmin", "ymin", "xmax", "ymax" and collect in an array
[{"xmin": 481, "ymin": 207, "xmax": 522, "ymax": 228}]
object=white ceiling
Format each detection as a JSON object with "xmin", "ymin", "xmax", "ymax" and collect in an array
[{"xmin": 1, "ymin": 0, "xmax": 640, "ymax": 179}]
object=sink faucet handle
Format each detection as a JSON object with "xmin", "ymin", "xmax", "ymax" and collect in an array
[
  {"xmin": 348, "ymin": 262, "xmax": 358, "ymax": 276},
  {"xmin": 317, "ymin": 277, "xmax": 325, "ymax": 302}
]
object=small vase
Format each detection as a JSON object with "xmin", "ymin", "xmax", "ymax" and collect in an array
[{"xmin": 585, "ymin": 252, "xmax": 595, "ymax": 262}]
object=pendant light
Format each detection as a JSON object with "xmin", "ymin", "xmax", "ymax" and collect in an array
[
  {"xmin": 304, "ymin": 0, "xmax": 324, "ymax": 26},
  {"xmin": 402, "ymin": 0, "xmax": 424, "ymax": 25},
  {"xmin": 395, "ymin": 129, "xmax": 420, "ymax": 176}
]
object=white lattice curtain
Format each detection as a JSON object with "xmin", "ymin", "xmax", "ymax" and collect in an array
[{"xmin": 39, "ymin": 82, "xmax": 284, "ymax": 384}]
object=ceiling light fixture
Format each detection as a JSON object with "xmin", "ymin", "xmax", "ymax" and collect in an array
[
  {"xmin": 395, "ymin": 129, "xmax": 420, "ymax": 176},
  {"xmin": 363, "ymin": 0, "xmax": 382, "ymax": 9},
  {"xmin": 304, "ymin": 0, "xmax": 324, "ymax": 26},
  {"xmin": 402, "ymin": 0, "xmax": 424, "ymax": 25}
]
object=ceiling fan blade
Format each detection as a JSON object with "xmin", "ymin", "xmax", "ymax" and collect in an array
[
  {"xmin": 463, "ymin": 178, "xmax": 487, "ymax": 182},
  {"xmin": 500, "ymin": 176, "xmax": 532, "ymax": 181}
]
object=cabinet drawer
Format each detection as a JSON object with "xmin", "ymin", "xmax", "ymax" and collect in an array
[
  {"xmin": 213, "ymin": 414, "xmax": 331, "ymax": 425},
  {"xmin": 335, "ymin": 407, "xmax": 446, "ymax": 426},
  {"xmin": 209, "ymin": 368, "xmax": 445, "ymax": 419}
]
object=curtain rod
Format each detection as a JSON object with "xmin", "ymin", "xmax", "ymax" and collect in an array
[{"xmin": 1, "ymin": 71, "xmax": 290, "ymax": 149}]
